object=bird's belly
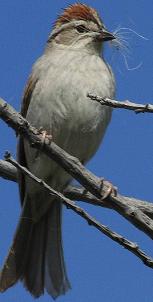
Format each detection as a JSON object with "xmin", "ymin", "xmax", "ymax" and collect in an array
[
  {"xmin": 25, "ymin": 94, "xmax": 110, "ymax": 192},
  {"xmin": 53, "ymin": 100, "xmax": 110, "ymax": 162},
  {"xmin": 25, "ymin": 54, "xmax": 113, "ymax": 191}
]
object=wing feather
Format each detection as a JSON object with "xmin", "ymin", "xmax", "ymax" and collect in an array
[{"xmin": 17, "ymin": 75, "xmax": 38, "ymax": 204}]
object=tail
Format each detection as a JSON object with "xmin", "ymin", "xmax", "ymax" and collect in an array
[{"xmin": 0, "ymin": 196, "xmax": 71, "ymax": 298}]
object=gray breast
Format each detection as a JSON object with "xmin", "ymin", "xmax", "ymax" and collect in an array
[{"xmin": 25, "ymin": 50, "xmax": 114, "ymax": 184}]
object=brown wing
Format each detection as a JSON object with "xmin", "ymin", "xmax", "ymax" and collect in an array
[
  {"xmin": 21, "ymin": 74, "xmax": 38, "ymax": 118},
  {"xmin": 17, "ymin": 75, "xmax": 38, "ymax": 204}
]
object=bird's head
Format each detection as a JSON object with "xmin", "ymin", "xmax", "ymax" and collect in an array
[{"xmin": 47, "ymin": 3, "xmax": 115, "ymax": 53}]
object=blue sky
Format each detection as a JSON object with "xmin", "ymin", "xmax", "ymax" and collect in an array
[{"xmin": 0, "ymin": 1, "xmax": 153, "ymax": 301}]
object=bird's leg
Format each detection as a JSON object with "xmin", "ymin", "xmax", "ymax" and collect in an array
[{"xmin": 99, "ymin": 178, "xmax": 118, "ymax": 200}]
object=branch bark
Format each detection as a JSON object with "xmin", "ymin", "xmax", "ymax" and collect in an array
[
  {"xmin": 64, "ymin": 186, "xmax": 153, "ymax": 219},
  {"xmin": 0, "ymin": 159, "xmax": 17, "ymax": 182},
  {"xmin": 1, "ymin": 159, "xmax": 153, "ymax": 220},
  {"xmin": 1, "ymin": 97, "xmax": 153, "ymax": 268}
]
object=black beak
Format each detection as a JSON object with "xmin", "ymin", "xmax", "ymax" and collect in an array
[{"xmin": 99, "ymin": 29, "xmax": 115, "ymax": 42}]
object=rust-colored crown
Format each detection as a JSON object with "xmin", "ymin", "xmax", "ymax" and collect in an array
[{"xmin": 55, "ymin": 3, "xmax": 102, "ymax": 28}]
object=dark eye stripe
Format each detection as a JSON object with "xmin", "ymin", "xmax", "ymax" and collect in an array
[{"xmin": 76, "ymin": 25, "xmax": 87, "ymax": 33}]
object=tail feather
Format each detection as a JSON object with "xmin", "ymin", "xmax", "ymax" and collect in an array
[
  {"xmin": 45, "ymin": 201, "xmax": 71, "ymax": 298},
  {"xmin": 0, "ymin": 196, "xmax": 71, "ymax": 299},
  {"xmin": 0, "ymin": 196, "xmax": 33, "ymax": 291},
  {"xmin": 22, "ymin": 218, "xmax": 46, "ymax": 297}
]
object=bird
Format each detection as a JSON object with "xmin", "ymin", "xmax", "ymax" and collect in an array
[{"xmin": 0, "ymin": 3, "xmax": 115, "ymax": 299}]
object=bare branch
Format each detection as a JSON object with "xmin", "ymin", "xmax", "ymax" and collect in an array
[
  {"xmin": 64, "ymin": 186, "xmax": 153, "ymax": 219},
  {"xmin": 0, "ymin": 98, "xmax": 101, "ymax": 199},
  {"xmin": 1, "ymin": 98, "xmax": 153, "ymax": 241},
  {"xmin": 0, "ymin": 159, "xmax": 17, "ymax": 182},
  {"xmin": 87, "ymin": 93, "xmax": 153, "ymax": 113},
  {"xmin": 1, "ymin": 159, "xmax": 153, "ymax": 220},
  {"xmin": 5, "ymin": 153, "xmax": 153, "ymax": 270}
]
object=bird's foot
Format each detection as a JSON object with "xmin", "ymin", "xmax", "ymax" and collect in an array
[
  {"xmin": 38, "ymin": 127, "xmax": 53, "ymax": 144},
  {"xmin": 99, "ymin": 178, "xmax": 118, "ymax": 199}
]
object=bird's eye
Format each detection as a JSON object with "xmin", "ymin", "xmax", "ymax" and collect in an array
[{"xmin": 76, "ymin": 25, "xmax": 87, "ymax": 33}]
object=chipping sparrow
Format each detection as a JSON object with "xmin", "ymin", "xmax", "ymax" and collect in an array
[{"xmin": 0, "ymin": 3, "xmax": 115, "ymax": 299}]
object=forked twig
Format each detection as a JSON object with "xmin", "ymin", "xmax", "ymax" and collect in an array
[{"xmin": 5, "ymin": 153, "xmax": 153, "ymax": 269}]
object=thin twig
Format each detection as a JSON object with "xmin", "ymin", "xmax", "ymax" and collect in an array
[
  {"xmin": 87, "ymin": 93, "xmax": 153, "ymax": 113},
  {"xmin": 5, "ymin": 153, "xmax": 153, "ymax": 269}
]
